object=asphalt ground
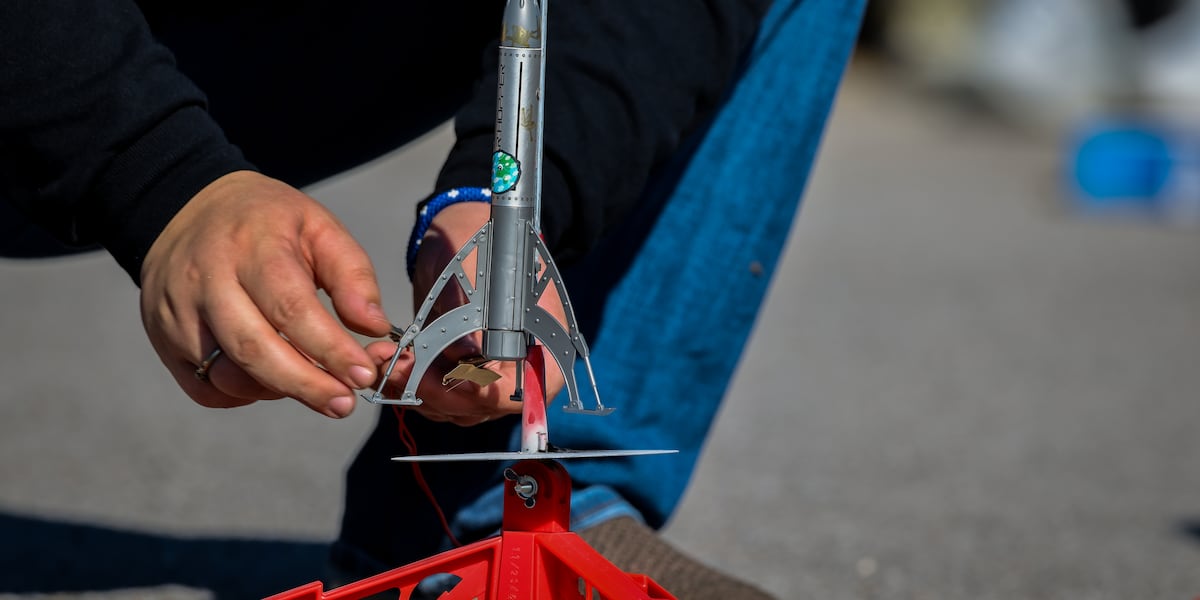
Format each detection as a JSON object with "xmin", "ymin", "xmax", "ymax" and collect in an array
[{"xmin": 2, "ymin": 61, "xmax": 1199, "ymax": 599}]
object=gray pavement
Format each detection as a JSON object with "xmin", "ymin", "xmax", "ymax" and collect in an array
[{"xmin": 2, "ymin": 62, "xmax": 1199, "ymax": 599}]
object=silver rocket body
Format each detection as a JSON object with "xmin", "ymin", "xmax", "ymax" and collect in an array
[
  {"xmin": 363, "ymin": 0, "xmax": 613, "ymax": 420},
  {"xmin": 483, "ymin": 0, "xmax": 544, "ymax": 360}
]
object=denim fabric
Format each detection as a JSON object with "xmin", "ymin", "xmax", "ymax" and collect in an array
[{"xmin": 334, "ymin": 0, "xmax": 865, "ymax": 571}]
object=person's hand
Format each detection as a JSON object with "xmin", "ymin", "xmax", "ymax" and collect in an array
[
  {"xmin": 140, "ymin": 170, "xmax": 392, "ymax": 418},
  {"xmin": 365, "ymin": 201, "xmax": 567, "ymax": 426}
]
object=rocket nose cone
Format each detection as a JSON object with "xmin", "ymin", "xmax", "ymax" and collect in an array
[{"xmin": 501, "ymin": 0, "xmax": 542, "ymax": 48}]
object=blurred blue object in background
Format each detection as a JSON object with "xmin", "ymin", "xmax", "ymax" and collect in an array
[
  {"xmin": 1073, "ymin": 123, "xmax": 1171, "ymax": 200},
  {"xmin": 1067, "ymin": 119, "xmax": 1200, "ymax": 225}
]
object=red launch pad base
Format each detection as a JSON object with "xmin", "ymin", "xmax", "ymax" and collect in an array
[{"xmin": 266, "ymin": 459, "xmax": 675, "ymax": 600}]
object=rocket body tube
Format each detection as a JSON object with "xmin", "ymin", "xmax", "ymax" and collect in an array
[{"xmin": 483, "ymin": 0, "xmax": 544, "ymax": 361}]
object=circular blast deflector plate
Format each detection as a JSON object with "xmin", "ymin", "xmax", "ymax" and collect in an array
[{"xmin": 391, "ymin": 449, "xmax": 678, "ymax": 463}]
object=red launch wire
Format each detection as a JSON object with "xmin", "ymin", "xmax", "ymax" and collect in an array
[{"xmin": 393, "ymin": 405, "xmax": 462, "ymax": 548}]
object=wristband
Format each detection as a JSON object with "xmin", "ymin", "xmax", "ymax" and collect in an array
[{"xmin": 406, "ymin": 187, "xmax": 491, "ymax": 280}]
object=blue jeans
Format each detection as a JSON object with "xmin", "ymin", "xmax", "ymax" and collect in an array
[{"xmin": 334, "ymin": 0, "xmax": 866, "ymax": 573}]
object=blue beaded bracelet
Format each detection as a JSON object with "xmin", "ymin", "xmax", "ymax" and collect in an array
[{"xmin": 406, "ymin": 187, "xmax": 492, "ymax": 279}]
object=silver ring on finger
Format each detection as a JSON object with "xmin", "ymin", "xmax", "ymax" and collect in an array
[{"xmin": 194, "ymin": 346, "xmax": 224, "ymax": 383}]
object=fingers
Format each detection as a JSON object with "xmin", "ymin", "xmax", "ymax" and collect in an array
[
  {"xmin": 308, "ymin": 219, "xmax": 393, "ymax": 339},
  {"xmin": 238, "ymin": 241, "xmax": 379, "ymax": 386},
  {"xmin": 152, "ymin": 338, "xmax": 279, "ymax": 411},
  {"xmin": 192, "ymin": 339, "xmax": 284, "ymax": 401},
  {"xmin": 170, "ymin": 356, "xmax": 267, "ymax": 410},
  {"xmin": 366, "ymin": 341, "xmax": 525, "ymax": 425},
  {"xmin": 205, "ymin": 281, "xmax": 364, "ymax": 419}
]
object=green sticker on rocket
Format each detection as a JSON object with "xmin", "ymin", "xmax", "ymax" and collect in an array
[{"xmin": 492, "ymin": 150, "xmax": 521, "ymax": 194}]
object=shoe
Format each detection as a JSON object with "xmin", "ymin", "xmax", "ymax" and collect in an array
[{"xmin": 578, "ymin": 516, "xmax": 776, "ymax": 600}]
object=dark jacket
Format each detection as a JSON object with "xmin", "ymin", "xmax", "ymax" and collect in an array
[{"xmin": 0, "ymin": 0, "xmax": 770, "ymax": 281}]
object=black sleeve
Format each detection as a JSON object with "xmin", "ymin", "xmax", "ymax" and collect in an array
[
  {"xmin": 0, "ymin": 0, "xmax": 255, "ymax": 283},
  {"xmin": 435, "ymin": 0, "xmax": 772, "ymax": 264}
]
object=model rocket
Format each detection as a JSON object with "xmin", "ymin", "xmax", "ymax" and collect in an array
[
  {"xmin": 362, "ymin": 0, "xmax": 655, "ymax": 459},
  {"xmin": 481, "ymin": 0, "xmax": 554, "ymax": 364}
]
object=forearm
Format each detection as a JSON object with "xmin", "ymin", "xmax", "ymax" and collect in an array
[{"xmin": 0, "ymin": 0, "xmax": 253, "ymax": 282}]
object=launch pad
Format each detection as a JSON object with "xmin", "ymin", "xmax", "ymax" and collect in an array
[{"xmin": 266, "ymin": 459, "xmax": 675, "ymax": 600}]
